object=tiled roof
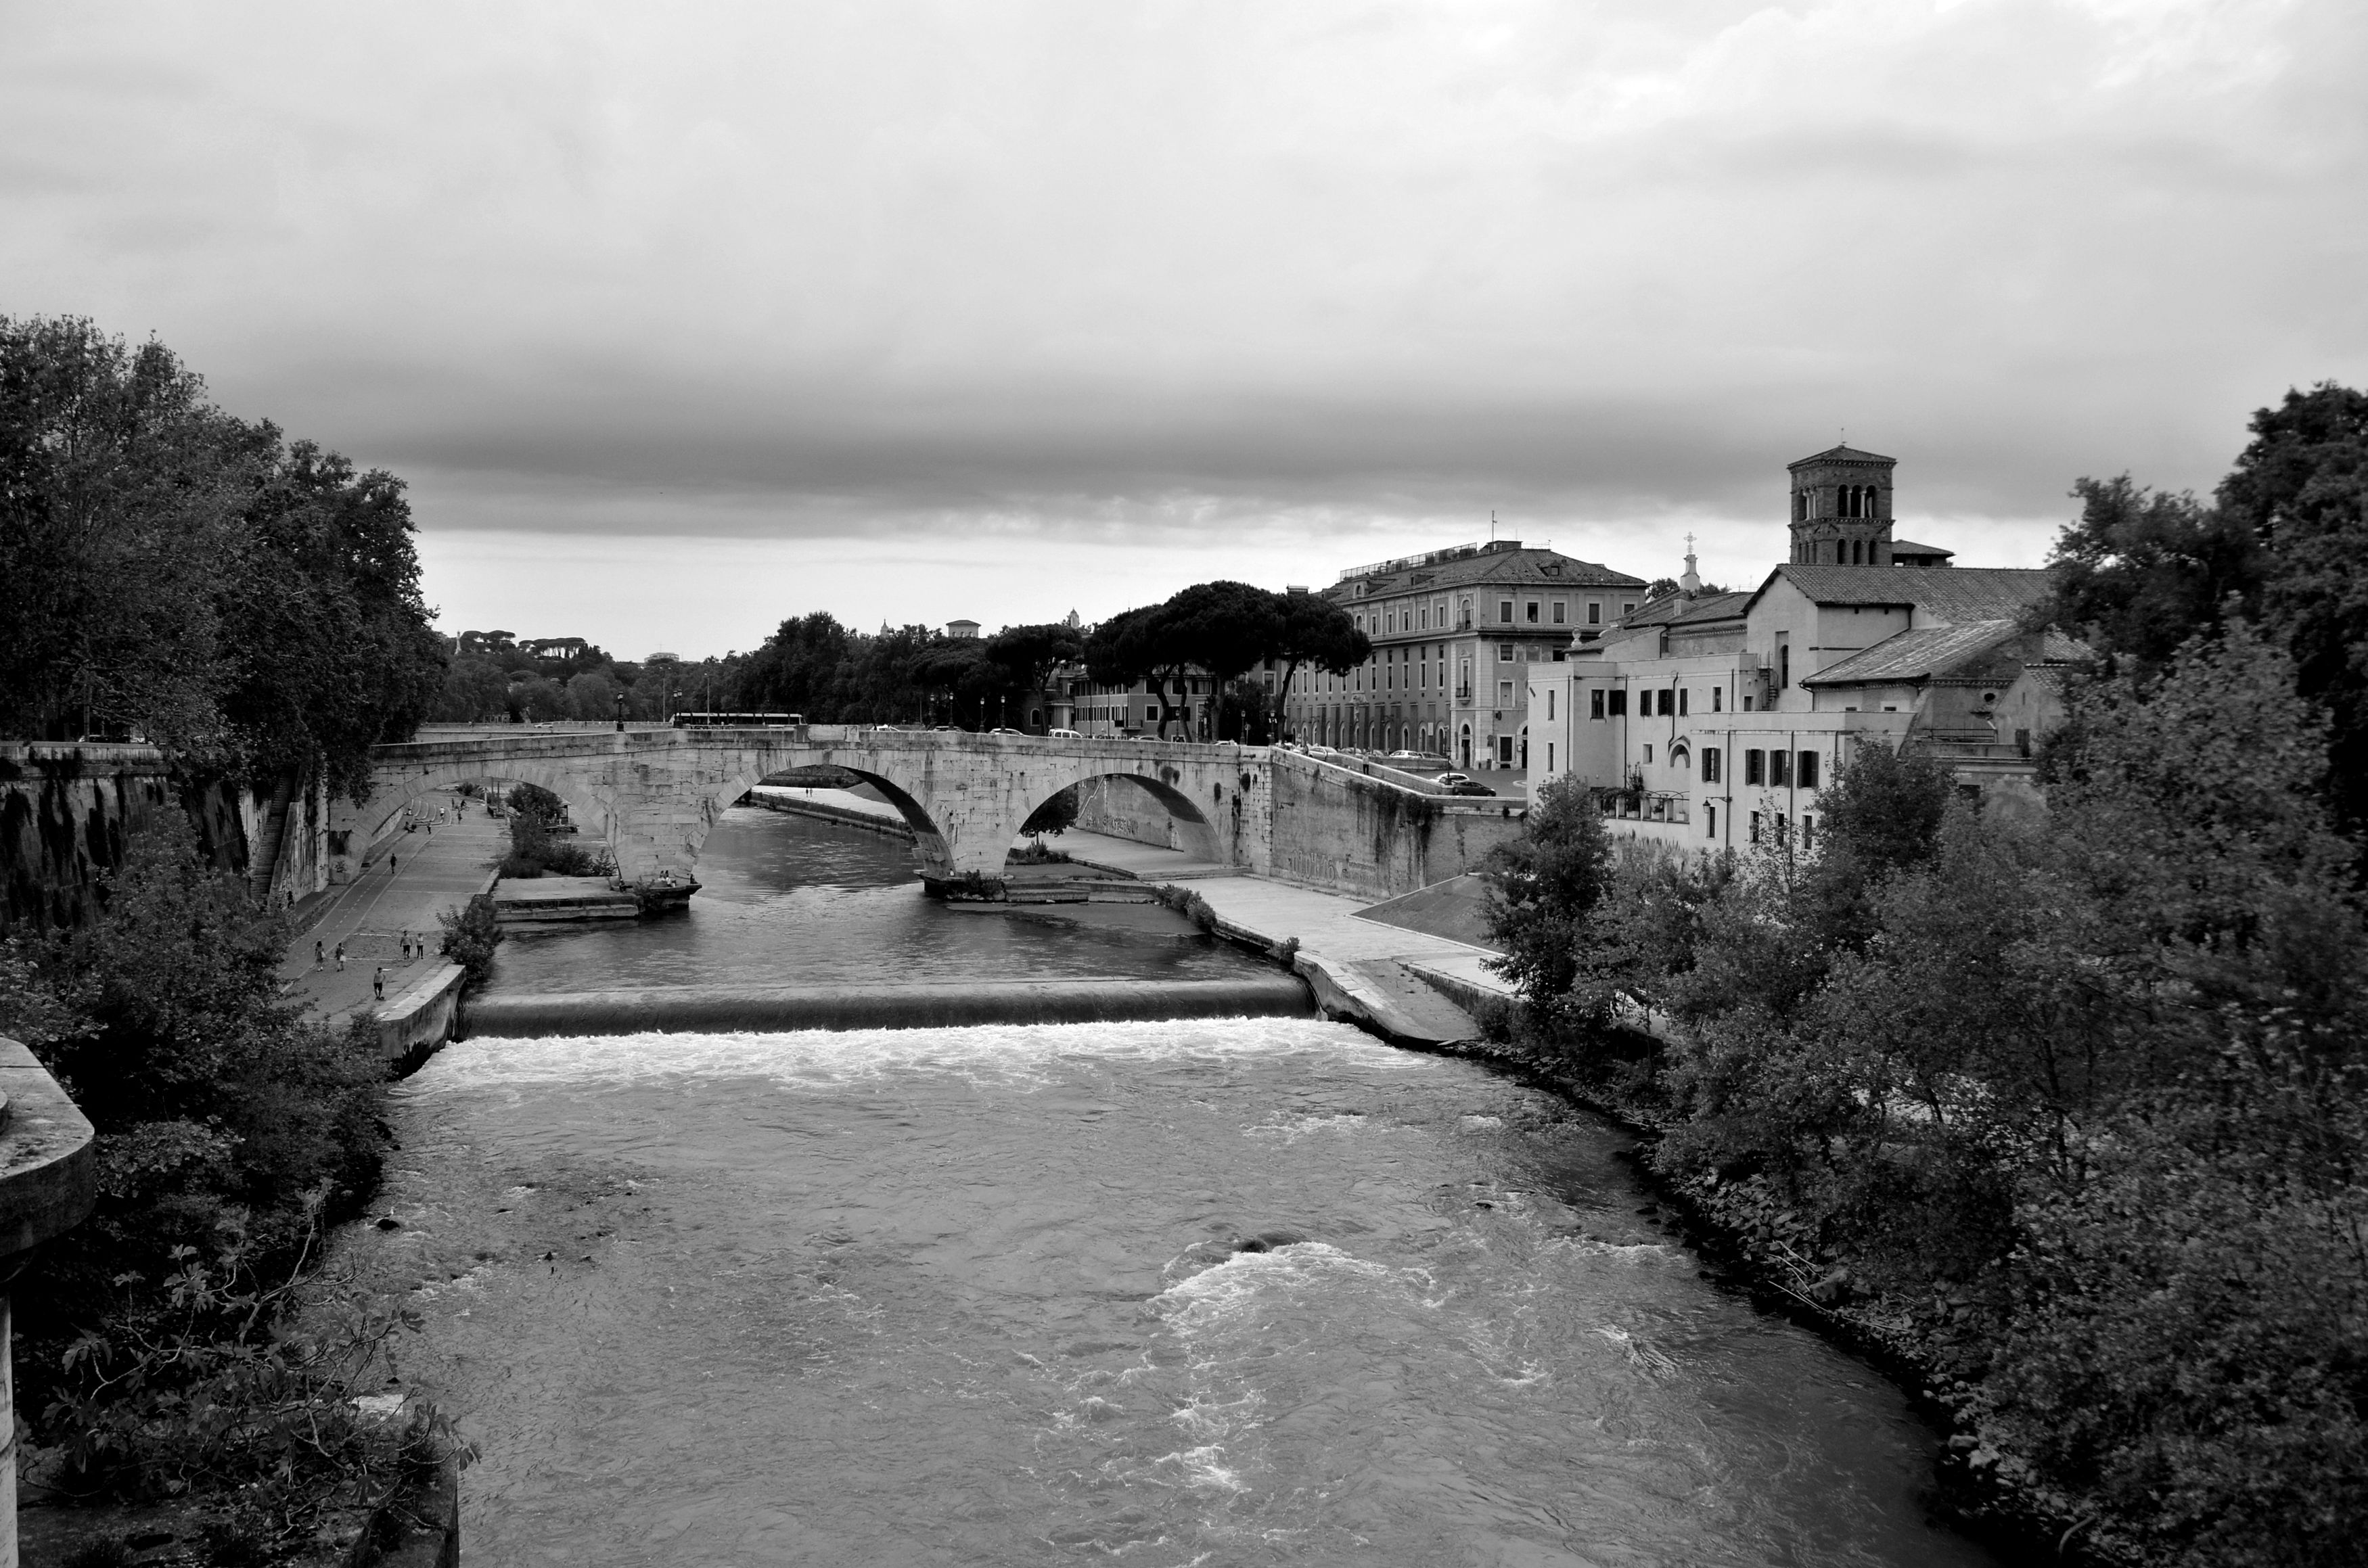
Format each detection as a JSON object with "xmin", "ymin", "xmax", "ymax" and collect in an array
[
  {"xmin": 1610, "ymin": 589, "xmax": 1750, "ymax": 632},
  {"xmin": 1802, "ymin": 621, "xmax": 2022, "ymax": 686},
  {"xmin": 1888, "ymin": 538, "xmax": 1955, "ymax": 559},
  {"xmin": 1322, "ymin": 547, "xmax": 1643, "ymax": 603},
  {"xmin": 1804, "ymin": 619, "xmax": 2091, "ymax": 689},
  {"xmin": 1670, "ymin": 590, "xmax": 1752, "ymax": 626},
  {"xmin": 1748, "ymin": 564, "xmax": 2057, "ymax": 623},
  {"xmin": 1788, "ymin": 444, "xmax": 1895, "ymax": 467}
]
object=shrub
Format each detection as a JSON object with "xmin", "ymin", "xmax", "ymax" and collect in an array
[
  {"xmin": 436, "ymin": 894, "xmax": 503, "ymax": 986},
  {"xmin": 498, "ymin": 808, "xmax": 610, "ymax": 879},
  {"xmin": 1, "ymin": 819, "xmax": 396, "ymax": 1508}
]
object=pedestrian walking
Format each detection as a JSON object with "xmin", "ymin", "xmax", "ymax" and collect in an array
[
  {"xmin": 334, "ymin": 941, "xmax": 346, "ymax": 971},
  {"xmin": 390, "ymin": 853, "xmax": 398, "ymax": 874},
  {"xmin": 313, "ymin": 938, "xmax": 325, "ymax": 968},
  {"xmin": 373, "ymin": 967, "xmax": 386, "ymax": 1001},
  {"xmin": 399, "ymin": 932, "xmax": 412, "ymax": 962}
]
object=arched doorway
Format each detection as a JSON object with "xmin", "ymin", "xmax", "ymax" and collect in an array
[{"xmin": 1459, "ymin": 724, "xmax": 1473, "ymax": 768}]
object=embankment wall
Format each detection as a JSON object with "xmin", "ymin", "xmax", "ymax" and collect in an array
[{"xmin": 0, "ymin": 745, "xmax": 265, "ymax": 931}]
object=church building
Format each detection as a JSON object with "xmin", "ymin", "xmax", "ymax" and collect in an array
[{"xmin": 1524, "ymin": 446, "xmax": 2078, "ymax": 850}]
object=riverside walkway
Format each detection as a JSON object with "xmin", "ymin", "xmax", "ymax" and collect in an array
[{"xmin": 279, "ymin": 797, "xmax": 502, "ymax": 1030}]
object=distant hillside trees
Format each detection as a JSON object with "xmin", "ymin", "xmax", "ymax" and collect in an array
[{"xmin": 0, "ymin": 317, "xmax": 445, "ymax": 798}]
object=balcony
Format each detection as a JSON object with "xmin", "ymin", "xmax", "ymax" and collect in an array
[{"xmin": 1591, "ymin": 786, "xmax": 1690, "ymax": 825}]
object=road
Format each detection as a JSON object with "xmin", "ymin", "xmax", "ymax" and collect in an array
[{"xmin": 279, "ymin": 795, "xmax": 505, "ymax": 1029}]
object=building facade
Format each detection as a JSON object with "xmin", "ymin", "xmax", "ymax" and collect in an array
[
  {"xmin": 1281, "ymin": 540, "xmax": 1647, "ymax": 768},
  {"xmin": 1527, "ymin": 446, "xmax": 2074, "ymax": 848}
]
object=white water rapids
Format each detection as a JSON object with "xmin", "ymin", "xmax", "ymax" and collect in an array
[{"xmin": 351, "ymin": 1017, "xmax": 2000, "ymax": 1566}]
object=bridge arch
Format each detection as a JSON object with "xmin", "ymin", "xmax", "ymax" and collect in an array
[
  {"xmin": 348, "ymin": 760, "xmax": 620, "ymax": 874},
  {"xmin": 1016, "ymin": 768, "xmax": 1224, "ymax": 867},
  {"xmin": 703, "ymin": 763, "xmax": 957, "ymax": 884}
]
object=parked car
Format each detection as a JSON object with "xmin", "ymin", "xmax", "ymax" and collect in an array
[
  {"xmin": 986, "ymin": 727, "xmax": 1024, "ymax": 736},
  {"xmin": 1445, "ymin": 778, "xmax": 1497, "ymax": 797},
  {"xmin": 1047, "ymin": 728, "xmax": 1083, "ymax": 739}
]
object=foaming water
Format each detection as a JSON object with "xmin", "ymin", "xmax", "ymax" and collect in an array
[{"xmin": 357, "ymin": 1017, "xmax": 1997, "ymax": 1567}]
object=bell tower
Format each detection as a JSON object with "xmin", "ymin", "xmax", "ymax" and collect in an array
[{"xmin": 1787, "ymin": 445, "xmax": 1896, "ymax": 566}]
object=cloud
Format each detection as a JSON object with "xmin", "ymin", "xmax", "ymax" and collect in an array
[{"xmin": 3, "ymin": 0, "xmax": 2363, "ymax": 647}]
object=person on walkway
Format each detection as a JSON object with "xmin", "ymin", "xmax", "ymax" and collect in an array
[
  {"xmin": 399, "ymin": 932, "xmax": 411, "ymax": 962},
  {"xmin": 373, "ymin": 967, "xmax": 386, "ymax": 1002},
  {"xmin": 313, "ymin": 938, "xmax": 325, "ymax": 968},
  {"xmin": 390, "ymin": 853, "xmax": 398, "ymax": 875},
  {"xmin": 334, "ymin": 941, "xmax": 346, "ymax": 971}
]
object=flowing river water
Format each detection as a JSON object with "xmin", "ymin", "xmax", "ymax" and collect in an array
[{"xmin": 357, "ymin": 808, "xmax": 1998, "ymax": 1565}]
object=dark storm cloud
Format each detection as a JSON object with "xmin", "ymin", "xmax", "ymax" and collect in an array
[{"xmin": 3, "ymin": 0, "xmax": 2365, "ymax": 648}]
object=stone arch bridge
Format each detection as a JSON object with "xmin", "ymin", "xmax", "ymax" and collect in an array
[{"xmin": 343, "ymin": 727, "xmax": 1279, "ymax": 895}]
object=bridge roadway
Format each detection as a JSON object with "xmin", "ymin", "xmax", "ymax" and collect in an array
[{"xmin": 347, "ymin": 727, "xmax": 1275, "ymax": 896}]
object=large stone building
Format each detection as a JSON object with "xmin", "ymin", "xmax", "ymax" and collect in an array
[
  {"xmin": 1526, "ymin": 446, "xmax": 2076, "ymax": 849},
  {"xmin": 1280, "ymin": 540, "xmax": 1647, "ymax": 768}
]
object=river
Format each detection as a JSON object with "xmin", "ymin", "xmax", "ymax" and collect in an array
[
  {"xmin": 358, "ymin": 811, "xmax": 1997, "ymax": 1565},
  {"xmin": 486, "ymin": 803, "xmax": 1269, "ymax": 992}
]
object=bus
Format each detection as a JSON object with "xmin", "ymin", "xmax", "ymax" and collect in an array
[{"xmin": 671, "ymin": 712, "xmax": 804, "ymax": 729}]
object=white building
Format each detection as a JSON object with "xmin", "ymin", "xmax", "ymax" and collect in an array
[{"xmin": 1526, "ymin": 446, "xmax": 2078, "ymax": 850}]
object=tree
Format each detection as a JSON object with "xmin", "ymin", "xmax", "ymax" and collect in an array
[
  {"xmin": 0, "ymin": 317, "xmax": 444, "ymax": 798},
  {"xmin": 1271, "ymin": 592, "xmax": 1371, "ymax": 735},
  {"xmin": 984, "ymin": 622, "xmax": 1083, "ymax": 723},
  {"xmin": 737, "ymin": 611, "xmax": 855, "ymax": 718},
  {"xmin": 1083, "ymin": 606, "xmax": 1178, "ymax": 735},
  {"xmin": 2047, "ymin": 475, "xmax": 2264, "ymax": 670},
  {"xmin": 2222, "ymin": 383, "xmax": 2368, "ymax": 841},
  {"xmin": 1021, "ymin": 784, "xmax": 1080, "ymax": 839},
  {"xmin": 1482, "ymin": 776, "xmax": 1615, "ymax": 1016},
  {"xmin": 434, "ymin": 658, "xmax": 511, "ymax": 721}
]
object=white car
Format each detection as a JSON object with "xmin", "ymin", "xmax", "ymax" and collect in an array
[{"xmin": 1047, "ymin": 728, "xmax": 1083, "ymax": 739}]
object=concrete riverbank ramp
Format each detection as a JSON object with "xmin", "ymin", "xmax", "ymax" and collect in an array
[{"xmin": 459, "ymin": 975, "xmax": 1315, "ymax": 1038}]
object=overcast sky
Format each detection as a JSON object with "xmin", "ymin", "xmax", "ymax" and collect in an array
[{"xmin": 7, "ymin": 0, "xmax": 2363, "ymax": 657}]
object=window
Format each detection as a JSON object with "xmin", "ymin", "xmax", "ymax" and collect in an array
[
  {"xmin": 1711, "ymin": 687, "xmax": 1722, "ymax": 712},
  {"xmin": 1769, "ymin": 750, "xmax": 1792, "ymax": 787},
  {"xmin": 1798, "ymin": 750, "xmax": 1819, "ymax": 788},
  {"xmin": 1608, "ymin": 690, "xmax": 1627, "ymax": 717},
  {"xmin": 1706, "ymin": 803, "xmax": 1717, "ymax": 838},
  {"xmin": 1802, "ymin": 814, "xmax": 1815, "ymax": 851},
  {"xmin": 1525, "ymin": 601, "xmax": 1540, "ymax": 624},
  {"xmin": 1678, "ymin": 687, "xmax": 1689, "ymax": 717},
  {"xmin": 1621, "ymin": 601, "xmax": 1637, "ymax": 616},
  {"xmin": 1547, "ymin": 743, "xmax": 1555, "ymax": 772},
  {"xmin": 1778, "ymin": 637, "xmax": 1791, "ymax": 689},
  {"xmin": 1499, "ymin": 643, "xmax": 1515, "ymax": 663},
  {"xmin": 1745, "ymin": 749, "xmax": 1764, "ymax": 785},
  {"xmin": 1590, "ymin": 689, "xmax": 1605, "ymax": 720},
  {"xmin": 1643, "ymin": 743, "xmax": 1654, "ymax": 764},
  {"xmin": 1750, "ymin": 810, "xmax": 1762, "ymax": 844},
  {"xmin": 1552, "ymin": 601, "xmax": 1567, "ymax": 624},
  {"xmin": 1499, "ymin": 599, "xmax": 1514, "ymax": 624},
  {"xmin": 1587, "ymin": 602, "xmax": 1601, "ymax": 625},
  {"xmin": 1546, "ymin": 689, "xmax": 1556, "ymax": 720}
]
